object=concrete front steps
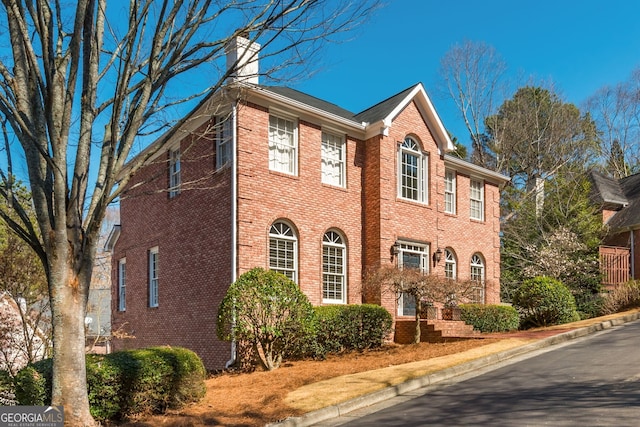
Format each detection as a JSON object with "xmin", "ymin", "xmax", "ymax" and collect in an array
[{"xmin": 394, "ymin": 319, "xmax": 481, "ymax": 344}]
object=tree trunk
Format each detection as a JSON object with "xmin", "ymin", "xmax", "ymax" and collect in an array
[
  {"xmin": 413, "ymin": 298, "xmax": 422, "ymax": 344},
  {"xmin": 49, "ymin": 263, "xmax": 96, "ymax": 426}
]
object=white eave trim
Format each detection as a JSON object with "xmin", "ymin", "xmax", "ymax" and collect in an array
[
  {"xmin": 104, "ymin": 225, "xmax": 121, "ymax": 252},
  {"xmin": 444, "ymin": 154, "xmax": 510, "ymax": 184},
  {"xmin": 248, "ymin": 84, "xmax": 366, "ymax": 135}
]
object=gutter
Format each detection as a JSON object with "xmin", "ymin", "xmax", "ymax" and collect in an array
[{"xmin": 225, "ymin": 100, "xmax": 239, "ymax": 369}]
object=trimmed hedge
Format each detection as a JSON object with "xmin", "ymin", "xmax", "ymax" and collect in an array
[
  {"xmin": 14, "ymin": 346, "xmax": 206, "ymax": 422},
  {"xmin": 459, "ymin": 304, "xmax": 520, "ymax": 332},
  {"xmin": 314, "ymin": 304, "xmax": 392, "ymax": 354},
  {"xmin": 512, "ymin": 276, "xmax": 580, "ymax": 328}
]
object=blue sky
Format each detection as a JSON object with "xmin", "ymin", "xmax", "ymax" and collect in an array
[{"xmin": 291, "ymin": 0, "xmax": 640, "ymax": 148}]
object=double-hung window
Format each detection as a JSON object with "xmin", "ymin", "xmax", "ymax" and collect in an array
[
  {"xmin": 470, "ymin": 179, "xmax": 484, "ymax": 221},
  {"xmin": 118, "ymin": 258, "xmax": 126, "ymax": 311},
  {"xmin": 269, "ymin": 221, "xmax": 297, "ymax": 282},
  {"xmin": 269, "ymin": 115, "xmax": 297, "ymax": 175},
  {"xmin": 444, "ymin": 170, "xmax": 456, "ymax": 214},
  {"xmin": 397, "ymin": 242, "xmax": 429, "ymax": 316},
  {"xmin": 322, "ymin": 231, "xmax": 346, "ymax": 304},
  {"xmin": 169, "ymin": 148, "xmax": 181, "ymax": 198},
  {"xmin": 444, "ymin": 248, "xmax": 456, "ymax": 280},
  {"xmin": 398, "ymin": 137, "xmax": 428, "ymax": 203},
  {"xmin": 148, "ymin": 247, "xmax": 159, "ymax": 308},
  {"xmin": 470, "ymin": 253, "xmax": 485, "ymax": 303},
  {"xmin": 216, "ymin": 116, "xmax": 232, "ymax": 169},
  {"xmin": 321, "ymin": 131, "xmax": 345, "ymax": 187}
]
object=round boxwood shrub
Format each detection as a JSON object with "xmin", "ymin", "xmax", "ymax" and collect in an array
[
  {"xmin": 459, "ymin": 304, "xmax": 520, "ymax": 332},
  {"xmin": 512, "ymin": 276, "xmax": 580, "ymax": 328},
  {"xmin": 314, "ymin": 304, "xmax": 392, "ymax": 354},
  {"xmin": 14, "ymin": 346, "xmax": 206, "ymax": 422}
]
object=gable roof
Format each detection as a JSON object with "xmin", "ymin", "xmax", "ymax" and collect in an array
[
  {"xmin": 258, "ymin": 86, "xmax": 357, "ymax": 121},
  {"xmin": 354, "ymin": 85, "xmax": 417, "ymax": 124},
  {"xmin": 590, "ymin": 170, "xmax": 640, "ymax": 230}
]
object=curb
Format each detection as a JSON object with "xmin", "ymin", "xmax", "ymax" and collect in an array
[{"xmin": 268, "ymin": 311, "xmax": 640, "ymax": 427}]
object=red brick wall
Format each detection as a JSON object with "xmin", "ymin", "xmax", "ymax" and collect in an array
[
  {"xmin": 112, "ymin": 93, "xmax": 503, "ymax": 370},
  {"xmin": 111, "ymin": 119, "xmax": 234, "ymax": 370}
]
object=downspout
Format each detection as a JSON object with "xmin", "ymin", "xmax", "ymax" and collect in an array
[
  {"xmin": 631, "ymin": 230, "xmax": 636, "ymax": 280},
  {"xmin": 225, "ymin": 100, "xmax": 239, "ymax": 369}
]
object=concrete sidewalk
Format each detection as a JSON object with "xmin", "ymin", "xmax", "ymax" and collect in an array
[{"xmin": 268, "ymin": 309, "xmax": 640, "ymax": 427}]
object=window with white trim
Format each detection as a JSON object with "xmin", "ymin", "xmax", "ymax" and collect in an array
[
  {"xmin": 322, "ymin": 230, "xmax": 346, "ymax": 304},
  {"xmin": 444, "ymin": 248, "xmax": 456, "ymax": 280},
  {"xmin": 268, "ymin": 115, "xmax": 297, "ymax": 175},
  {"xmin": 169, "ymin": 148, "xmax": 181, "ymax": 198},
  {"xmin": 118, "ymin": 258, "xmax": 126, "ymax": 312},
  {"xmin": 269, "ymin": 221, "xmax": 297, "ymax": 282},
  {"xmin": 397, "ymin": 242, "xmax": 429, "ymax": 316},
  {"xmin": 148, "ymin": 247, "xmax": 159, "ymax": 308},
  {"xmin": 444, "ymin": 170, "xmax": 456, "ymax": 214},
  {"xmin": 470, "ymin": 179, "xmax": 484, "ymax": 221},
  {"xmin": 398, "ymin": 137, "xmax": 428, "ymax": 203},
  {"xmin": 321, "ymin": 131, "xmax": 345, "ymax": 187},
  {"xmin": 470, "ymin": 253, "xmax": 485, "ymax": 303},
  {"xmin": 216, "ymin": 116, "xmax": 232, "ymax": 169}
]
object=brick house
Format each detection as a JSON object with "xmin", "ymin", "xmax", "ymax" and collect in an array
[
  {"xmin": 108, "ymin": 37, "xmax": 509, "ymax": 370},
  {"xmin": 590, "ymin": 170, "xmax": 640, "ymax": 287}
]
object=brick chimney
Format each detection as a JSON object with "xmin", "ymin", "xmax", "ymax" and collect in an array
[{"xmin": 225, "ymin": 34, "xmax": 260, "ymax": 85}]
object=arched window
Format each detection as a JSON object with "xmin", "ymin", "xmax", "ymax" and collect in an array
[
  {"xmin": 322, "ymin": 230, "xmax": 346, "ymax": 304},
  {"xmin": 444, "ymin": 248, "xmax": 457, "ymax": 280},
  {"xmin": 398, "ymin": 137, "xmax": 428, "ymax": 203},
  {"xmin": 470, "ymin": 253, "xmax": 485, "ymax": 303},
  {"xmin": 269, "ymin": 221, "xmax": 297, "ymax": 282}
]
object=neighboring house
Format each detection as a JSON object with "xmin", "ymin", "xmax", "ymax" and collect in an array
[
  {"xmin": 590, "ymin": 170, "xmax": 640, "ymax": 287},
  {"xmin": 107, "ymin": 36, "xmax": 509, "ymax": 370},
  {"xmin": 0, "ymin": 292, "xmax": 49, "ymax": 375}
]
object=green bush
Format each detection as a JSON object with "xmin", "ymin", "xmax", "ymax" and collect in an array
[
  {"xmin": 13, "ymin": 365, "xmax": 47, "ymax": 405},
  {"xmin": 217, "ymin": 268, "xmax": 316, "ymax": 370},
  {"xmin": 14, "ymin": 346, "xmax": 206, "ymax": 422},
  {"xmin": 512, "ymin": 276, "xmax": 580, "ymax": 328},
  {"xmin": 0, "ymin": 369, "xmax": 15, "ymax": 405},
  {"xmin": 602, "ymin": 280, "xmax": 640, "ymax": 314},
  {"xmin": 314, "ymin": 304, "xmax": 392, "ymax": 354},
  {"xmin": 459, "ymin": 304, "xmax": 520, "ymax": 332}
]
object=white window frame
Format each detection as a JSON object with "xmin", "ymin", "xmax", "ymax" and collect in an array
[
  {"xmin": 397, "ymin": 241, "xmax": 429, "ymax": 317},
  {"xmin": 169, "ymin": 147, "xmax": 182, "ymax": 198},
  {"xmin": 322, "ymin": 230, "xmax": 347, "ymax": 304},
  {"xmin": 444, "ymin": 169, "xmax": 456, "ymax": 214},
  {"xmin": 398, "ymin": 137, "xmax": 428, "ymax": 204},
  {"xmin": 269, "ymin": 221, "xmax": 298, "ymax": 282},
  {"xmin": 470, "ymin": 178, "xmax": 485, "ymax": 221},
  {"xmin": 118, "ymin": 258, "xmax": 126, "ymax": 312},
  {"xmin": 216, "ymin": 116, "xmax": 232, "ymax": 169},
  {"xmin": 169, "ymin": 148, "xmax": 181, "ymax": 198},
  {"xmin": 444, "ymin": 248, "xmax": 457, "ymax": 280},
  {"xmin": 321, "ymin": 131, "xmax": 346, "ymax": 188},
  {"xmin": 148, "ymin": 247, "xmax": 159, "ymax": 308},
  {"xmin": 470, "ymin": 253, "xmax": 485, "ymax": 304},
  {"xmin": 268, "ymin": 114, "xmax": 298, "ymax": 175}
]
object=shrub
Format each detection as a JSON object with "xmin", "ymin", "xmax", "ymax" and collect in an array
[
  {"xmin": 14, "ymin": 346, "xmax": 205, "ymax": 422},
  {"xmin": 602, "ymin": 280, "xmax": 640, "ymax": 315},
  {"xmin": 13, "ymin": 365, "xmax": 46, "ymax": 405},
  {"xmin": 512, "ymin": 276, "xmax": 580, "ymax": 328},
  {"xmin": 459, "ymin": 304, "xmax": 520, "ymax": 332},
  {"xmin": 314, "ymin": 304, "xmax": 392, "ymax": 354},
  {"xmin": 217, "ymin": 268, "xmax": 316, "ymax": 371},
  {"xmin": 0, "ymin": 369, "xmax": 16, "ymax": 406}
]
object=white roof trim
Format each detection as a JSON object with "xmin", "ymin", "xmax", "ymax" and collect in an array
[
  {"xmin": 444, "ymin": 155, "xmax": 510, "ymax": 184},
  {"xmin": 104, "ymin": 225, "xmax": 121, "ymax": 252}
]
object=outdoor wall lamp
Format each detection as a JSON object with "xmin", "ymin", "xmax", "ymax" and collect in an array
[
  {"xmin": 433, "ymin": 247, "xmax": 443, "ymax": 264},
  {"xmin": 390, "ymin": 242, "xmax": 399, "ymax": 257}
]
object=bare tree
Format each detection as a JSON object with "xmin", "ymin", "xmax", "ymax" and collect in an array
[
  {"xmin": 438, "ymin": 40, "xmax": 508, "ymax": 167},
  {"xmin": 365, "ymin": 266, "xmax": 476, "ymax": 344},
  {"xmin": 584, "ymin": 69, "xmax": 640, "ymax": 178},
  {"xmin": 0, "ymin": 1, "xmax": 377, "ymax": 424}
]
